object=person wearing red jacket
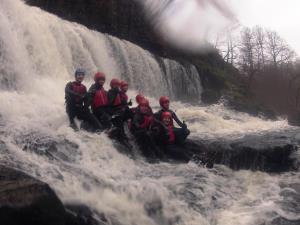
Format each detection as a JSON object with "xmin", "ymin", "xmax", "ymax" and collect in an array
[
  {"xmin": 132, "ymin": 99, "xmax": 162, "ymax": 160},
  {"xmin": 65, "ymin": 68, "xmax": 102, "ymax": 131},
  {"xmin": 154, "ymin": 96, "xmax": 190, "ymax": 145},
  {"xmin": 86, "ymin": 72, "xmax": 111, "ymax": 129},
  {"xmin": 107, "ymin": 78, "xmax": 122, "ymax": 114}
]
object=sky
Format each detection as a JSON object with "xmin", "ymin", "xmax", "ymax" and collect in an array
[{"xmin": 229, "ymin": 0, "xmax": 300, "ymax": 54}]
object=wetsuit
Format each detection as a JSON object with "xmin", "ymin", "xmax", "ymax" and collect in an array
[
  {"xmin": 107, "ymin": 88, "xmax": 122, "ymax": 114},
  {"xmin": 132, "ymin": 108, "xmax": 163, "ymax": 159},
  {"xmin": 65, "ymin": 81, "xmax": 102, "ymax": 130},
  {"xmin": 108, "ymin": 88, "xmax": 134, "ymax": 126}
]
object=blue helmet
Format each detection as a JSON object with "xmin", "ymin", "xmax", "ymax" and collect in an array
[{"xmin": 75, "ymin": 68, "xmax": 85, "ymax": 77}]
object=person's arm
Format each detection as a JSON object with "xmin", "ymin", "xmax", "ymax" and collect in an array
[
  {"xmin": 85, "ymin": 84, "xmax": 97, "ymax": 107},
  {"xmin": 153, "ymin": 111, "xmax": 161, "ymax": 120},
  {"xmin": 107, "ymin": 89, "xmax": 117, "ymax": 106},
  {"xmin": 108, "ymin": 89, "xmax": 122, "ymax": 107},
  {"xmin": 132, "ymin": 113, "xmax": 142, "ymax": 129},
  {"xmin": 171, "ymin": 111, "xmax": 185, "ymax": 128}
]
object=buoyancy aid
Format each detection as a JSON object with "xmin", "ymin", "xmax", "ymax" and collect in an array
[
  {"xmin": 92, "ymin": 88, "xmax": 108, "ymax": 109},
  {"xmin": 71, "ymin": 82, "xmax": 86, "ymax": 103}
]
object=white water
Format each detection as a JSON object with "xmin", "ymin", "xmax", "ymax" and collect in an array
[{"xmin": 0, "ymin": 1, "xmax": 299, "ymax": 225}]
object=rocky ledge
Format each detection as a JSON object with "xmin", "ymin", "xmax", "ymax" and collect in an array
[
  {"xmin": 185, "ymin": 129, "xmax": 300, "ymax": 172},
  {"xmin": 0, "ymin": 165, "xmax": 99, "ymax": 225}
]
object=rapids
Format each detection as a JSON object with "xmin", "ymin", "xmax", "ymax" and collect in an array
[{"xmin": 0, "ymin": 1, "xmax": 299, "ymax": 225}]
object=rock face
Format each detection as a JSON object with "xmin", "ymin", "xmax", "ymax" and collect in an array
[
  {"xmin": 184, "ymin": 129, "xmax": 300, "ymax": 172},
  {"xmin": 0, "ymin": 165, "xmax": 97, "ymax": 225}
]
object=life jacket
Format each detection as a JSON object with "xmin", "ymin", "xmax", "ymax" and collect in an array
[
  {"xmin": 139, "ymin": 115, "xmax": 153, "ymax": 129},
  {"xmin": 71, "ymin": 82, "xmax": 86, "ymax": 103},
  {"xmin": 120, "ymin": 92, "xmax": 128, "ymax": 103},
  {"xmin": 167, "ymin": 126, "xmax": 175, "ymax": 144},
  {"xmin": 161, "ymin": 111, "xmax": 175, "ymax": 144},
  {"xmin": 92, "ymin": 87, "xmax": 108, "ymax": 109},
  {"xmin": 112, "ymin": 93, "xmax": 122, "ymax": 106}
]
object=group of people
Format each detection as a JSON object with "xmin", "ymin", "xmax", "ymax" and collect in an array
[{"xmin": 65, "ymin": 68, "xmax": 190, "ymax": 160}]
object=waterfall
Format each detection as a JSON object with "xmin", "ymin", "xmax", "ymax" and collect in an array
[
  {"xmin": 0, "ymin": 1, "xmax": 297, "ymax": 225},
  {"xmin": 0, "ymin": 0, "xmax": 202, "ymax": 102}
]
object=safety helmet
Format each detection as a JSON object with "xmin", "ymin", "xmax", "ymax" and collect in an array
[
  {"xmin": 162, "ymin": 111, "xmax": 172, "ymax": 118},
  {"xmin": 136, "ymin": 94, "xmax": 145, "ymax": 104},
  {"xmin": 139, "ymin": 98, "xmax": 150, "ymax": 107},
  {"xmin": 159, "ymin": 96, "xmax": 170, "ymax": 107},
  {"xmin": 110, "ymin": 78, "xmax": 120, "ymax": 88},
  {"xmin": 75, "ymin": 68, "xmax": 85, "ymax": 77},
  {"xmin": 94, "ymin": 72, "xmax": 106, "ymax": 82},
  {"xmin": 120, "ymin": 80, "xmax": 128, "ymax": 89}
]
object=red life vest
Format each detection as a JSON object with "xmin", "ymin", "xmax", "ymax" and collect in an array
[
  {"xmin": 113, "ymin": 93, "xmax": 122, "ymax": 106},
  {"xmin": 120, "ymin": 92, "xmax": 128, "ymax": 102},
  {"xmin": 161, "ymin": 111, "xmax": 175, "ymax": 144},
  {"xmin": 167, "ymin": 126, "xmax": 175, "ymax": 144},
  {"xmin": 139, "ymin": 115, "xmax": 153, "ymax": 129},
  {"xmin": 72, "ymin": 82, "xmax": 86, "ymax": 103},
  {"xmin": 92, "ymin": 88, "xmax": 108, "ymax": 109}
]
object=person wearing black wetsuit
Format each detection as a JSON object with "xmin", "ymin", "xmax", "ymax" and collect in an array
[
  {"xmin": 154, "ymin": 96, "xmax": 190, "ymax": 145},
  {"xmin": 65, "ymin": 68, "xmax": 102, "ymax": 131}
]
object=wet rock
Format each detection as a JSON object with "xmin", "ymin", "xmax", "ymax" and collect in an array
[
  {"xmin": 266, "ymin": 217, "xmax": 300, "ymax": 225},
  {"xmin": 15, "ymin": 132, "xmax": 80, "ymax": 162},
  {"xmin": 183, "ymin": 129, "xmax": 300, "ymax": 172},
  {"xmin": 0, "ymin": 165, "xmax": 64, "ymax": 225},
  {"xmin": 65, "ymin": 204, "xmax": 107, "ymax": 225},
  {"xmin": 0, "ymin": 165, "xmax": 105, "ymax": 225}
]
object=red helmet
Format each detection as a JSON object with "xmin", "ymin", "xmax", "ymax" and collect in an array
[
  {"xmin": 139, "ymin": 98, "xmax": 150, "ymax": 107},
  {"xmin": 110, "ymin": 78, "xmax": 120, "ymax": 88},
  {"xmin": 161, "ymin": 111, "xmax": 172, "ymax": 126},
  {"xmin": 94, "ymin": 72, "xmax": 106, "ymax": 82},
  {"xmin": 159, "ymin": 96, "xmax": 170, "ymax": 107},
  {"xmin": 161, "ymin": 111, "xmax": 172, "ymax": 119},
  {"xmin": 120, "ymin": 80, "xmax": 128, "ymax": 90},
  {"xmin": 136, "ymin": 94, "xmax": 145, "ymax": 104}
]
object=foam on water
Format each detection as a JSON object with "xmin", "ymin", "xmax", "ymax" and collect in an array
[{"xmin": 0, "ymin": 1, "xmax": 298, "ymax": 225}]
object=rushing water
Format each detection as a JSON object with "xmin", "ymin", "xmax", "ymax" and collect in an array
[{"xmin": 0, "ymin": 1, "xmax": 299, "ymax": 225}]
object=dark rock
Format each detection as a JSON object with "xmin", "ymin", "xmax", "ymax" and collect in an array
[
  {"xmin": 183, "ymin": 129, "xmax": 300, "ymax": 172},
  {"xmin": 266, "ymin": 217, "xmax": 300, "ymax": 225},
  {"xmin": 65, "ymin": 204, "xmax": 107, "ymax": 225},
  {"xmin": 0, "ymin": 165, "xmax": 98, "ymax": 225},
  {"xmin": 0, "ymin": 165, "xmax": 66, "ymax": 225},
  {"xmin": 15, "ymin": 132, "xmax": 80, "ymax": 162}
]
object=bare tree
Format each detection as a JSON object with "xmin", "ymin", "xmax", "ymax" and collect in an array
[
  {"xmin": 239, "ymin": 27, "xmax": 257, "ymax": 88},
  {"xmin": 253, "ymin": 26, "xmax": 266, "ymax": 71},
  {"xmin": 214, "ymin": 31, "xmax": 239, "ymax": 66},
  {"xmin": 266, "ymin": 30, "xmax": 295, "ymax": 68}
]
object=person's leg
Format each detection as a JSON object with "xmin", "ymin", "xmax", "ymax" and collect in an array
[
  {"xmin": 134, "ymin": 130, "xmax": 157, "ymax": 159},
  {"xmin": 78, "ymin": 108, "xmax": 103, "ymax": 130},
  {"xmin": 94, "ymin": 108, "xmax": 112, "ymax": 129},
  {"xmin": 174, "ymin": 127, "xmax": 190, "ymax": 145},
  {"xmin": 66, "ymin": 104, "xmax": 78, "ymax": 130}
]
